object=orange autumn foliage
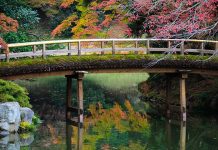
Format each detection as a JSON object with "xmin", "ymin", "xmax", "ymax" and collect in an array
[
  {"xmin": 60, "ymin": 0, "xmax": 75, "ymax": 8},
  {"xmin": 0, "ymin": 13, "xmax": 18, "ymax": 33},
  {"xmin": 51, "ymin": 15, "xmax": 77, "ymax": 37}
]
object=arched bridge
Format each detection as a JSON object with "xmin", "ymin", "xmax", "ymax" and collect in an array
[
  {"xmin": 0, "ymin": 38, "xmax": 218, "ymax": 79},
  {"xmin": 1, "ymin": 38, "xmax": 218, "ymax": 122}
]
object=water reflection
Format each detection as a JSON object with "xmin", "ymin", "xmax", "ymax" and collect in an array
[{"xmin": 10, "ymin": 74, "xmax": 218, "ymax": 149}]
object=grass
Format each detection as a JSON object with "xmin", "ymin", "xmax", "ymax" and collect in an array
[{"xmin": 0, "ymin": 54, "xmax": 214, "ymax": 69}]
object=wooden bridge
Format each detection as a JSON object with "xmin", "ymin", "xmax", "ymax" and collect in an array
[{"xmin": 1, "ymin": 38, "xmax": 218, "ymax": 124}]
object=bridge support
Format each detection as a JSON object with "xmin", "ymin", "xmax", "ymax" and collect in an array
[
  {"xmin": 166, "ymin": 74, "xmax": 173, "ymax": 118},
  {"xmin": 178, "ymin": 72, "xmax": 189, "ymax": 122},
  {"xmin": 179, "ymin": 121, "xmax": 186, "ymax": 150},
  {"xmin": 65, "ymin": 71, "xmax": 88, "ymax": 125}
]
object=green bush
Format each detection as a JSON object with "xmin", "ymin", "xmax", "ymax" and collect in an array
[
  {"xmin": 3, "ymin": 31, "xmax": 32, "ymax": 52},
  {"xmin": 0, "ymin": 79, "xmax": 31, "ymax": 108},
  {"xmin": 19, "ymin": 121, "xmax": 36, "ymax": 132}
]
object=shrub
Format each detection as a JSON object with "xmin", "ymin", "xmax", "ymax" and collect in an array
[
  {"xmin": 19, "ymin": 121, "xmax": 36, "ymax": 132},
  {"xmin": 0, "ymin": 79, "xmax": 31, "ymax": 108}
]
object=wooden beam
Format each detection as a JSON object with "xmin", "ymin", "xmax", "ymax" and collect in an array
[
  {"xmin": 42, "ymin": 44, "xmax": 46, "ymax": 59},
  {"xmin": 112, "ymin": 40, "xmax": 115, "ymax": 55},
  {"xmin": 68, "ymin": 43, "xmax": 71, "ymax": 56},
  {"xmin": 179, "ymin": 121, "xmax": 186, "ymax": 150},
  {"xmin": 78, "ymin": 41, "xmax": 81, "ymax": 56},
  {"xmin": 166, "ymin": 74, "xmax": 172, "ymax": 118},
  {"xmin": 101, "ymin": 41, "xmax": 104, "ymax": 55},
  {"xmin": 179, "ymin": 73, "xmax": 188, "ymax": 122},
  {"xmin": 66, "ymin": 76, "xmax": 72, "ymax": 120},
  {"xmin": 66, "ymin": 123, "xmax": 72, "ymax": 150}
]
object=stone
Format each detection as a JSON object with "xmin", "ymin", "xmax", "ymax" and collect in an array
[
  {"xmin": 0, "ymin": 102, "xmax": 20, "ymax": 123},
  {"xmin": 0, "ymin": 135, "xmax": 9, "ymax": 145},
  {"xmin": 20, "ymin": 107, "xmax": 34, "ymax": 124},
  {"xmin": 0, "ymin": 102, "xmax": 21, "ymax": 132},
  {"xmin": 0, "ymin": 130, "xmax": 9, "ymax": 137},
  {"xmin": 0, "ymin": 122, "xmax": 9, "ymax": 131}
]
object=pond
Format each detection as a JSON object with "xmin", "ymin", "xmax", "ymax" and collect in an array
[{"xmin": 1, "ymin": 73, "xmax": 218, "ymax": 150}]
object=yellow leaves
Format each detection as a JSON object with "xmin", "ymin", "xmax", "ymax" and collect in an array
[
  {"xmin": 51, "ymin": 14, "xmax": 77, "ymax": 37},
  {"xmin": 85, "ymin": 100, "xmax": 149, "ymax": 134}
]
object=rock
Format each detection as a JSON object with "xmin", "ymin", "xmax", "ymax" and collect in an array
[
  {"xmin": 0, "ymin": 122, "xmax": 9, "ymax": 131},
  {"xmin": 0, "ymin": 133, "xmax": 20, "ymax": 150},
  {"xmin": 0, "ymin": 136, "xmax": 9, "ymax": 145},
  {"xmin": 0, "ymin": 102, "xmax": 21, "ymax": 132},
  {"xmin": 0, "ymin": 130, "xmax": 9, "ymax": 137},
  {"xmin": 20, "ymin": 107, "xmax": 34, "ymax": 124},
  {"xmin": 0, "ymin": 102, "xmax": 20, "ymax": 123}
]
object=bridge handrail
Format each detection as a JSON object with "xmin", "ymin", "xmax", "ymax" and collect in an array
[
  {"xmin": 8, "ymin": 38, "xmax": 218, "ymax": 47},
  {"xmin": 1, "ymin": 38, "xmax": 218, "ymax": 62}
]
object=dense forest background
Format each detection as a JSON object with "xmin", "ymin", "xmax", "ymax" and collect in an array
[{"xmin": 0, "ymin": 0, "xmax": 217, "ymax": 45}]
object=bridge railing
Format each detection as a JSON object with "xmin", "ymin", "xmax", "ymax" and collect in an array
[{"xmin": 1, "ymin": 39, "xmax": 218, "ymax": 62}]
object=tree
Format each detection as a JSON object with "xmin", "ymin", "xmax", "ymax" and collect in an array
[
  {"xmin": 129, "ymin": 0, "xmax": 218, "ymax": 39},
  {"xmin": 0, "ymin": 13, "xmax": 18, "ymax": 54},
  {"xmin": 0, "ymin": 13, "xmax": 18, "ymax": 33},
  {"xmin": 51, "ymin": 0, "xmax": 131, "ymax": 38}
]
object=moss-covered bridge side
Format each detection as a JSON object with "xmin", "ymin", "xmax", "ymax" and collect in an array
[{"xmin": 1, "ymin": 54, "xmax": 218, "ymax": 79}]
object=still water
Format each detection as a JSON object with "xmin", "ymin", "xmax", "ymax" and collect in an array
[{"xmin": 6, "ymin": 73, "xmax": 218, "ymax": 149}]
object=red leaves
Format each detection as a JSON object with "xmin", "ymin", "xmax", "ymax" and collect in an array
[
  {"xmin": 131, "ymin": 0, "xmax": 218, "ymax": 38},
  {"xmin": 0, "ymin": 13, "xmax": 19, "ymax": 33}
]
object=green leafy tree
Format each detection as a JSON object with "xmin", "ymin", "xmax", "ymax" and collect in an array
[{"xmin": 0, "ymin": 79, "xmax": 31, "ymax": 108}]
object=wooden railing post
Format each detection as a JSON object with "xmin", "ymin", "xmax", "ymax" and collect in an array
[
  {"xmin": 42, "ymin": 44, "xmax": 46, "ymax": 59},
  {"xmin": 6, "ymin": 53, "xmax": 9, "ymax": 62},
  {"xmin": 146, "ymin": 40, "xmax": 150, "ymax": 54},
  {"xmin": 112, "ymin": 40, "xmax": 115, "ymax": 55},
  {"xmin": 135, "ymin": 41, "xmax": 139, "ymax": 54},
  {"xmin": 101, "ymin": 41, "xmax": 104, "ymax": 55},
  {"xmin": 181, "ymin": 41, "xmax": 185, "ymax": 55},
  {"xmin": 68, "ymin": 43, "xmax": 71, "ymax": 56},
  {"xmin": 168, "ymin": 41, "xmax": 171, "ymax": 49},
  {"xmin": 201, "ymin": 43, "xmax": 204, "ymax": 56},
  {"xmin": 78, "ymin": 41, "xmax": 81, "ymax": 56},
  {"xmin": 33, "ymin": 45, "xmax": 36, "ymax": 59}
]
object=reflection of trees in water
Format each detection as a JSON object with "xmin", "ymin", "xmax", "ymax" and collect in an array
[
  {"xmin": 30, "ymin": 102, "xmax": 150, "ymax": 149},
  {"xmin": 15, "ymin": 74, "xmax": 147, "ymax": 120}
]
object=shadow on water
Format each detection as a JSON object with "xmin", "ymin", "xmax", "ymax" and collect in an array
[{"xmin": 1, "ymin": 73, "xmax": 218, "ymax": 149}]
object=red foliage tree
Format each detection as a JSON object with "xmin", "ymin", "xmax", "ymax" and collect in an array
[
  {"xmin": 0, "ymin": 13, "xmax": 19, "ymax": 33},
  {"xmin": 0, "ymin": 13, "xmax": 18, "ymax": 54},
  {"xmin": 129, "ymin": 0, "xmax": 218, "ymax": 39}
]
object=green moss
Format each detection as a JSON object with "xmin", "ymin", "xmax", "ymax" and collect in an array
[
  {"xmin": 0, "ymin": 54, "xmax": 212, "ymax": 69},
  {"xmin": 0, "ymin": 79, "xmax": 31, "ymax": 108}
]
